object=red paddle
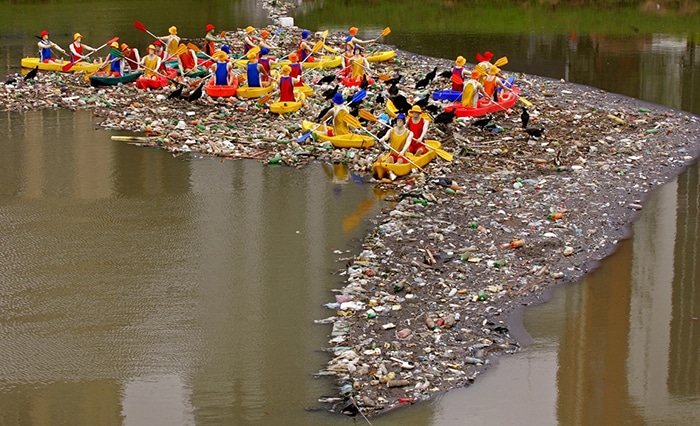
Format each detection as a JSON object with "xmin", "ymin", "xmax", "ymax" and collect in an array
[
  {"xmin": 62, "ymin": 36, "xmax": 119, "ymax": 72},
  {"xmin": 133, "ymin": 21, "xmax": 158, "ymax": 39}
]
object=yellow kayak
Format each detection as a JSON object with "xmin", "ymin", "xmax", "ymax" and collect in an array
[
  {"xmin": 301, "ymin": 120, "xmax": 374, "ymax": 149},
  {"xmin": 270, "ymin": 100, "xmax": 303, "ymax": 114},
  {"xmin": 372, "ymin": 140, "xmax": 441, "ymax": 180},
  {"xmin": 294, "ymin": 84, "xmax": 314, "ymax": 97},
  {"xmin": 21, "ymin": 57, "xmax": 101, "ymax": 73},
  {"xmin": 366, "ymin": 50, "xmax": 396, "ymax": 63},
  {"xmin": 236, "ymin": 84, "xmax": 274, "ymax": 99},
  {"xmin": 270, "ymin": 92, "xmax": 305, "ymax": 114}
]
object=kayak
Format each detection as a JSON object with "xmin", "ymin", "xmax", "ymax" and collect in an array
[
  {"xmin": 432, "ymin": 90, "xmax": 462, "ymax": 102},
  {"xmin": 341, "ymin": 76, "xmax": 375, "ymax": 87},
  {"xmin": 21, "ymin": 57, "xmax": 101, "ymax": 73},
  {"xmin": 206, "ymin": 76, "xmax": 239, "ymax": 98},
  {"xmin": 135, "ymin": 69, "xmax": 177, "ymax": 90},
  {"xmin": 294, "ymin": 84, "xmax": 314, "ymax": 97},
  {"xmin": 270, "ymin": 92, "xmax": 305, "ymax": 114},
  {"xmin": 236, "ymin": 84, "xmax": 274, "ymax": 99},
  {"xmin": 372, "ymin": 140, "xmax": 441, "ymax": 180},
  {"xmin": 301, "ymin": 120, "xmax": 374, "ymax": 149},
  {"xmin": 89, "ymin": 70, "xmax": 143, "ymax": 87},
  {"xmin": 234, "ymin": 55, "xmax": 342, "ymax": 70},
  {"xmin": 365, "ymin": 50, "xmax": 396, "ymax": 63},
  {"xmin": 386, "ymin": 99, "xmax": 433, "ymax": 122},
  {"xmin": 433, "ymin": 85, "xmax": 521, "ymax": 102},
  {"xmin": 444, "ymin": 91, "xmax": 517, "ymax": 118}
]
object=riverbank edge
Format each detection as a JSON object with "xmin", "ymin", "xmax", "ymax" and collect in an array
[{"xmin": 257, "ymin": 7, "xmax": 700, "ymax": 423}]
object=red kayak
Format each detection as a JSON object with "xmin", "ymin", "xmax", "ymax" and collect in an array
[
  {"xmin": 135, "ymin": 68, "xmax": 177, "ymax": 90},
  {"xmin": 444, "ymin": 91, "xmax": 517, "ymax": 118},
  {"xmin": 341, "ymin": 76, "xmax": 374, "ymax": 87},
  {"xmin": 206, "ymin": 75, "xmax": 239, "ymax": 98}
]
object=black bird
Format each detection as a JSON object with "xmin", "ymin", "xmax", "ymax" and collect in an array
[
  {"xmin": 24, "ymin": 66, "xmax": 39, "ymax": 81},
  {"xmin": 413, "ymin": 95, "xmax": 430, "ymax": 109},
  {"xmin": 520, "ymin": 107, "xmax": 530, "ymax": 129},
  {"xmin": 471, "ymin": 116, "xmax": 492, "ymax": 129},
  {"xmin": 316, "ymin": 103, "xmax": 333, "ymax": 122},
  {"xmin": 318, "ymin": 74, "xmax": 336, "ymax": 85},
  {"xmin": 414, "ymin": 76, "xmax": 430, "ymax": 90},
  {"xmin": 359, "ymin": 74, "xmax": 368, "ymax": 90},
  {"xmin": 524, "ymin": 127, "xmax": 545, "ymax": 138},
  {"xmin": 425, "ymin": 66, "xmax": 438, "ymax": 83},
  {"xmin": 187, "ymin": 80, "xmax": 206, "ymax": 101},
  {"xmin": 425, "ymin": 104, "xmax": 439, "ymax": 114},
  {"xmin": 322, "ymin": 84, "xmax": 338, "ymax": 100},
  {"xmin": 376, "ymin": 126, "xmax": 390, "ymax": 139},
  {"xmin": 390, "ymin": 94, "xmax": 412, "ymax": 114},
  {"xmin": 433, "ymin": 109, "xmax": 456, "ymax": 125},
  {"xmin": 375, "ymin": 92, "xmax": 385, "ymax": 106},
  {"xmin": 439, "ymin": 69, "xmax": 452, "ymax": 79},
  {"xmin": 167, "ymin": 84, "xmax": 183, "ymax": 99},
  {"xmin": 384, "ymin": 74, "xmax": 402, "ymax": 86},
  {"xmin": 387, "ymin": 84, "xmax": 399, "ymax": 96}
]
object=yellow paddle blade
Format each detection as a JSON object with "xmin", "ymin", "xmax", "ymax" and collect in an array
[
  {"xmin": 494, "ymin": 56, "xmax": 508, "ymax": 67},
  {"xmin": 359, "ymin": 109, "xmax": 378, "ymax": 122},
  {"xmin": 518, "ymin": 96, "xmax": 533, "ymax": 106},
  {"xmin": 311, "ymin": 40, "xmax": 324, "ymax": 54},
  {"xmin": 248, "ymin": 46, "xmax": 260, "ymax": 57},
  {"xmin": 175, "ymin": 44, "xmax": 187, "ymax": 56},
  {"xmin": 381, "ymin": 27, "xmax": 391, "ymax": 37},
  {"xmin": 343, "ymin": 114, "xmax": 362, "ymax": 129},
  {"xmin": 258, "ymin": 94, "xmax": 272, "ymax": 104},
  {"xmin": 322, "ymin": 43, "xmax": 337, "ymax": 53},
  {"xmin": 322, "ymin": 29, "xmax": 329, "ymax": 39},
  {"xmin": 475, "ymin": 64, "xmax": 487, "ymax": 76},
  {"xmin": 187, "ymin": 42, "xmax": 202, "ymax": 53}
]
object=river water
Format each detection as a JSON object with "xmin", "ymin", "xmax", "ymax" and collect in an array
[{"xmin": 1, "ymin": 0, "xmax": 699, "ymax": 424}]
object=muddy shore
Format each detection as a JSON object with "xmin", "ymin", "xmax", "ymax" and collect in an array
[{"xmin": 4, "ymin": 0, "xmax": 700, "ymax": 419}]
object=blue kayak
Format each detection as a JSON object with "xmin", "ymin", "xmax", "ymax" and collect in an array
[{"xmin": 432, "ymin": 90, "xmax": 462, "ymax": 101}]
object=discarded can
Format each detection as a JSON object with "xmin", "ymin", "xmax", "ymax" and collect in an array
[
  {"xmin": 445, "ymin": 187, "xmax": 456, "ymax": 195},
  {"xmin": 510, "ymin": 238, "xmax": 525, "ymax": 248},
  {"xmin": 548, "ymin": 212, "xmax": 563, "ymax": 220},
  {"xmin": 413, "ymin": 198, "xmax": 428, "ymax": 206}
]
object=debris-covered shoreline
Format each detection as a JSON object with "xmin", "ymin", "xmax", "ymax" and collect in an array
[{"xmin": 4, "ymin": 0, "xmax": 700, "ymax": 419}]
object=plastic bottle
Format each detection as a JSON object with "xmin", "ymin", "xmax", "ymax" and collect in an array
[{"xmin": 477, "ymin": 289, "xmax": 487, "ymax": 301}]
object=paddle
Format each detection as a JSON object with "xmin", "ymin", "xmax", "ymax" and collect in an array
[
  {"xmin": 133, "ymin": 21, "xmax": 158, "ymax": 39},
  {"xmin": 370, "ymin": 26, "xmax": 392, "ymax": 42},
  {"xmin": 298, "ymin": 89, "xmax": 366, "ymax": 142},
  {"xmin": 62, "ymin": 36, "xmax": 119, "ymax": 71},
  {"xmin": 344, "ymin": 114, "xmax": 430, "ymax": 175},
  {"xmin": 35, "ymin": 36, "xmax": 67, "ymax": 58},
  {"xmin": 84, "ymin": 56, "xmax": 120, "ymax": 81},
  {"xmin": 113, "ymin": 48, "xmax": 182, "ymax": 87},
  {"xmin": 269, "ymin": 27, "xmax": 283, "ymax": 42},
  {"xmin": 359, "ymin": 109, "xmax": 453, "ymax": 161}
]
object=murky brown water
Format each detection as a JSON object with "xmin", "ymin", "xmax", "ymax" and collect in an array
[{"xmin": 2, "ymin": 0, "xmax": 700, "ymax": 424}]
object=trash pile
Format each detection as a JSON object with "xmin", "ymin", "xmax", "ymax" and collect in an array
[
  {"xmin": 313, "ymin": 87, "xmax": 700, "ymax": 416},
  {"xmin": 4, "ymin": 0, "xmax": 700, "ymax": 418}
]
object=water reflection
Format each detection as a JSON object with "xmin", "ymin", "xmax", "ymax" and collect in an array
[{"xmin": 0, "ymin": 110, "xmax": 386, "ymax": 425}]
